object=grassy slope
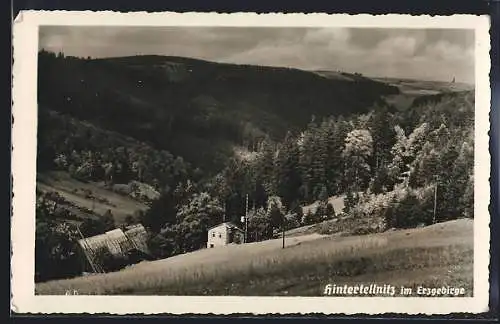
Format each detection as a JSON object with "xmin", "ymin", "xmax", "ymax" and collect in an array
[
  {"xmin": 36, "ymin": 218, "xmax": 473, "ymax": 296},
  {"xmin": 37, "ymin": 171, "xmax": 148, "ymax": 224}
]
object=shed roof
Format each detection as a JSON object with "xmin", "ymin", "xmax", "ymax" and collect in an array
[
  {"xmin": 77, "ymin": 225, "xmax": 149, "ymax": 259},
  {"xmin": 123, "ymin": 224, "xmax": 149, "ymax": 254}
]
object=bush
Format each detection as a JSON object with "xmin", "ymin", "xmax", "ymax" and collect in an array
[
  {"xmin": 325, "ymin": 203, "xmax": 336, "ymax": 218},
  {"xmin": 351, "ymin": 226, "xmax": 376, "ymax": 236},
  {"xmin": 302, "ymin": 209, "xmax": 320, "ymax": 226},
  {"xmin": 316, "ymin": 221, "xmax": 335, "ymax": 235},
  {"xmin": 147, "ymin": 232, "xmax": 174, "ymax": 259},
  {"xmin": 343, "ymin": 191, "xmax": 360, "ymax": 213},
  {"xmin": 384, "ymin": 191, "xmax": 434, "ymax": 229},
  {"xmin": 113, "ymin": 183, "xmax": 132, "ymax": 196},
  {"xmin": 93, "ymin": 246, "xmax": 130, "ymax": 272},
  {"xmin": 79, "ymin": 217, "xmax": 108, "ymax": 237}
]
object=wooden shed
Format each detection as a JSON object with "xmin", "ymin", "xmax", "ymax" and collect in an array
[{"xmin": 77, "ymin": 224, "xmax": 150, "ymax": 273}]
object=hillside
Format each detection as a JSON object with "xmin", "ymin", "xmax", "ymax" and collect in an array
[
  {"xmin": 37, "ymin": 171, "xmax": 149, "ymax": 225},
  {"xmin": 38, "ymin": 51, "xmax": 399, "ymax": 173},
  {"xmin": 35, "ymin": 218, "xmax": 473, "ymax": 296},
  {"xmin": 375, "ymin": 77, "xmax": 474, "ymax": 111}
]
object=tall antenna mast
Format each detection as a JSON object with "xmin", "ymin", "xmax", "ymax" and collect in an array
[
  {"xmin": 433, "ymin": 175, "xmax": 439, "ymax": 224},
  {"xmin": 245, "ymin": 194, "xmax": 249, "ymax": 243},
  {"xmin": 223, "ymin": 201, "xmax": 226, "ymax": 222},
  {"xmin": 245, "ymin": 194, "xmax": 249, "ymax": 218}
]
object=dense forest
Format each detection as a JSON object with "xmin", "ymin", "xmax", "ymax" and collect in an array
[
  {"xmin": 35, "ymin": 50, "xmax": 474, "ymax": 282},
  {"xmin": 37, "ymin": 50, "xmax": 399, "ymax": 173}
]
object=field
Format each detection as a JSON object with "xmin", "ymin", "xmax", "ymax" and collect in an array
[
  {"xmin": 37, "ymin": 171, "xmax": 148, "ymax": 224},
  {"xmin": 374, "ymin": 77, "xmax": 474, "ymax": 93},
  {"xmin": 36, "ymin": 218, "xmax": 473, "ymax": 296},
  {"xmin": 374, "ymin": 77, "xmax": 474, "ymax": 110}
]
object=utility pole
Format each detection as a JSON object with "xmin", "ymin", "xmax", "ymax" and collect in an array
[
  {"xmin": 245, "ymin": 194, "xmax": 249, "ymax": 243},
  {"xmin": 281, "ymin": 202, "xmax": 286, "ymax": 249},
  {"xmin": 433, "ymin": 175, "xmax": 439, "ymax": 224},
  {"xmin": 222, "ymin": 201, "xmax": 226, "ymax": 223},
  {"xmin": 282, "ymin": 217, "xmax": 285, "ymax": 249}
]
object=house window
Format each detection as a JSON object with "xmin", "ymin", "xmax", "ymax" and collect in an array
[
  {"xmin": 210, "ymin": 244, "xmax": 214, "ymax": 248},
  {"xmin": 219, "ymin": 233, "xmax": 222, "ymax": 238},
  {"xmin": 212, "ymin": 233, "xmax": 215, "ymax": 237}
]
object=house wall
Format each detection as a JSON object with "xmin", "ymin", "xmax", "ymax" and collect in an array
[
  {"xmin": 207, "ymin": 224, "xmax": 228, "ymax": 248},
  {"xmin": 207, "ymin": 224, "xmax": 245, "ymax": 248}
]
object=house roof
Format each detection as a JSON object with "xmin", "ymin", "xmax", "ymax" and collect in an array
[{"xmin": 208, "ymin": 222, "xmax": 244, "ymax": 232}]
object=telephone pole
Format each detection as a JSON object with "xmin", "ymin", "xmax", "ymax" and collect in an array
[
  {"xmin": 282, "ymin": 218, "xmax": 285, "ymax": 249},
  {"xmin": 433, "ymin": 175, "xmax": 439, "ymax": 224},
  {"xmin": 245, "ymin": 194, "xmax": 249, "ymax": 243}
]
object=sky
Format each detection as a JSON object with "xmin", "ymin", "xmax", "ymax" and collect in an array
[{"xmin": 39, "ymin": 26, "xmax": 475, "ymax": 84}]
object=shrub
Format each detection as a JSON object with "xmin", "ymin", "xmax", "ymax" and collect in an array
[
  {"xmin": 79, "ymin": 217, "xmax": 108, "ymax": 237},
  {"xmin": 147, "ymin": 232, "xmax": 174, "ymax": 259},
  {"xmin": 302, "ymin": 209, "xmax": 320, "ymax": 226},
  {"xmin": 384, "ymin": 190, "xmax": 434, "ymax": 229},
  {"xmin": 124, "ymin": 215, "xmax": 135, "ymax": 226},
  {"xmin": 325, "ymin": 203, "xmax": 336, "ymax": 219},
  {"xmin": 113, "ymin": 184, "xmax": 132, "ymax": 196},
  {"xmin": 316, "ymin": 221, "xmax": 337, "ymax": 235},
  {"xmin": 93, "ymin": 246, "xmax": 130, "ymax": 272}
]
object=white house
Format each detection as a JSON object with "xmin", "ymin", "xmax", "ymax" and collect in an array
[{"xmin": 207, "ymin": 222, "xmax": 245, "ymax": 248}]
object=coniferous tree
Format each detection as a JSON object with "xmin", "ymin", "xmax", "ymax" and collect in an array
[
  {"xmin": 310, "ymin": 121, "xmax": 328, "ymax": 200},
  {"xmin": 266, "ymin": 195, "xmax": 285, "ymax": 232},
  {"xmin": 259, "ymin": 137, "xmax": 277, "ymax": 197},
  {"xmin": 275, "ymin": 131, "xmax": 302, "ymax": 209},
  {"xmin": 343, "ymin": 190, "xmax": 357, "ymax": 213},
  {"xmin": 369, "ymin": 106, "xmax": 396, "ymax": 174},
  {"xmin": 141, "ymin": 189, "xmax": 177, "ymax": 233},
  {"xmin": 316, "ymin": 185, "xmax": 329, "ymax": 220},
  {"xmin": 302, "ymin": 209, "xmax": 316, "ymax": 226},
  {"xmin": 325, "ymin": 203, "xmax": 336, "ymax": 219},
  {"xmin": 435, "ymin": 144, "xmax": 461, "ymax": 221},
  {"xmin": 324, "ymin": 117, "xmax": 350, "ymax": 195},
  {"xmin": 342, "ymin": 129, "xmax": 373, "ymax": 193},
  {"xmin": 102, "ymin": 209, "xmax": 116, "ymax": 231},
  {"xmin": 298, "ymin": 118, "xmax": 317, "ymax": 202}
]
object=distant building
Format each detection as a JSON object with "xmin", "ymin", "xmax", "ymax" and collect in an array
[
  {"xmin": 207, "ymin": 222, "xmax": 245, "ymax": 248},
  {"xmin": 77, "ymin": 224, "xmax": 150, "ymax": 273}
]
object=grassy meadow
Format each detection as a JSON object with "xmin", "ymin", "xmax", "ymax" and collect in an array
[{"xmin": 35, "ymin": 218, "xmax": 473, "ymax": 296}]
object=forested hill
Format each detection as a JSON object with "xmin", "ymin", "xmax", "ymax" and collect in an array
[{"xmin": 37, "ymin": 51, "xmax": 399, "ymax": 174}]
